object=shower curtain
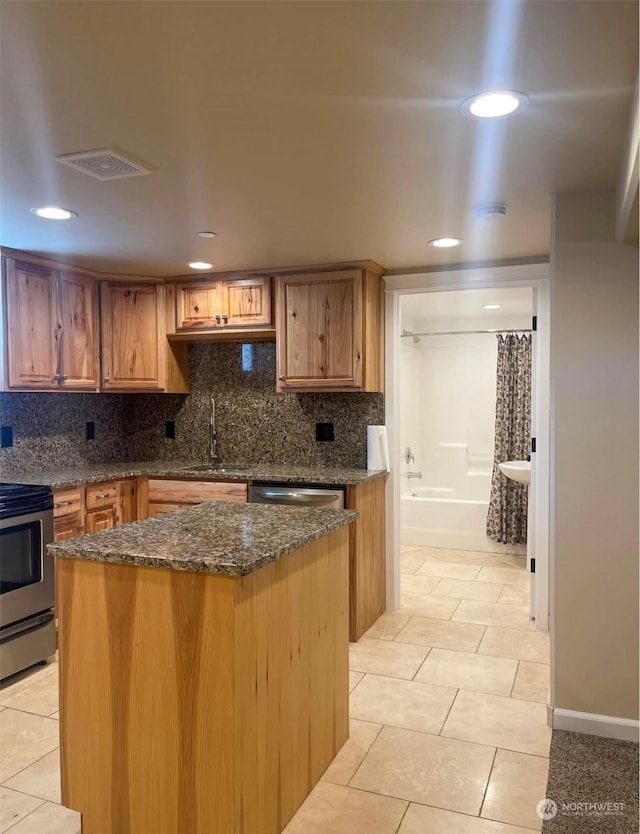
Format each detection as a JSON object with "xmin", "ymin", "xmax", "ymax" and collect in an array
[{"xmin": 486, "ymin": 334, "xmax": 531, "ymax": 544}]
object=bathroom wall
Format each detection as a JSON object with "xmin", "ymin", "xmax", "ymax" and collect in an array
[
  {"xmin": 400, "ymin": 331, "xmax": 498, "ymax": 499},
  {"xmin": 399, "ymin": 298, "xmax": 532, "ymax": 500},
  {"xmin": 0, "ymin": 342, "xmax": 384, "ymax": 473}
]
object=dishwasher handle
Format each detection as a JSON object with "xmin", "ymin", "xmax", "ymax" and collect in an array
[{"xmin": 251, "ymin": 488, "xmax": 339, "ymax": 507}]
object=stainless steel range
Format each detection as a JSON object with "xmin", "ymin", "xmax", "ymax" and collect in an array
[{"xmin": 0, "ymin": 483, "xmax": 56, "ymax": 679}]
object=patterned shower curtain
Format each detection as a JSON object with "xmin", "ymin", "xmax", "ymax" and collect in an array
[{"xmin": 486, "ymin": 334, "xmax": 531, "ymax": 544}]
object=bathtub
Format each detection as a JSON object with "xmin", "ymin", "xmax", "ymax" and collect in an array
[{"xmin": 401, "ymin": 487, "xmax": 526, "ymax": 555}]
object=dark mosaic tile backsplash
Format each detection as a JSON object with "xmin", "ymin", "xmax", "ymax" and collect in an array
[{"xmin": 0, "ymin": 342, "xmax": 384, "ymax": 473}]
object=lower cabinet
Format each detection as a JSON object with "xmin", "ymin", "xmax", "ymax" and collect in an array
[
  {"xmin": 147, "ymin": 478, "xmax": 248, "ymax": 516},
  {"xmin": 52, "ymin": 478, "xmax": 138, "ymax": 542},
  {"xmin": 346, "ymin": 477, "xmax": 386, "ymax": 641}
]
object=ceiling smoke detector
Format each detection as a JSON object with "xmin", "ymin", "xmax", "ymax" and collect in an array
[
  {"xmin": 474, "ymin": 202, "xmax": 508, "ymax": 221},
  {"xmin": 56, "ymin": 148, "xmax": 155, "ymax": 181}
]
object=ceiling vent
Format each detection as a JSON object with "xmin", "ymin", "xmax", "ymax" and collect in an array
[
  {"xmin": 55, "ymin": 148, "xmax": 155, "ymax": 181},
  {"xmin": 474, "ymin": 202, "xmax": 507, "ymax": 221}
]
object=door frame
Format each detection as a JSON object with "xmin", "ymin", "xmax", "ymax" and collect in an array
[{"xmin": 383, "ymin": 262, "xmax": 551, "ymax": 629}]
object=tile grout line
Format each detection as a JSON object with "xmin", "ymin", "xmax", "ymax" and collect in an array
[
  {"xmin": 478, "ymin": 745, "xmax": 499, "ymax": 819},
  {"xmin": 0, "ymin": 741, "xmax": 61, "ymax": 789},
  {"xmin": 393, "ymin": 800, "xmax": 411, "ymax": 833},
  {"xmin": 509, "ymin": 660, "xmax": 521, "ymax": 697},
  {"xmin": 0, "ymin": 704, "xmax": 59, "ymax": 721},
  {"xmin": 2, "ymin": 797, "xmax": 47, "ymax": 833}
]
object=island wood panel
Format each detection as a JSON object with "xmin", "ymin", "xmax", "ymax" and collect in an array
[
  {"xmin": 346, "ymin": 477, "xmax": 387, "ymax": 641},
  {"xmin": 147, "ymin": 478, "xmax": 247, "ymax": 504},
  {"xmin": 233, "ymin": 530, "xmax": 349, "ymax": 833},
  {"xmin": 56, "ymin": 527, "xmax": 349, "ymax": 834}
]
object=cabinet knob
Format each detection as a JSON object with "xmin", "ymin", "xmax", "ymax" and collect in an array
[
  {"xmin": 215, "ymin": 314, "xmax": 221, "ymax": 324},
  {"xmin": 104, "ymin": 373, "xmax": 110, "ymax": 383},
  {"xmin": 278, "ymin": 375, "xmax": 285, "ymax": 381},
  {"xmin": 55, "ymin": 500, "xmax": 73, "ymax": 508},
  {"xmin": 222, "ymin": 314, "xmax": 228, "ymax": 325}
]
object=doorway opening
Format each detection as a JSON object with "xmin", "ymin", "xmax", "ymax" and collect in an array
[{"xmin": 384, "ymin": 263, "xmax": 550, "ymax": 631}]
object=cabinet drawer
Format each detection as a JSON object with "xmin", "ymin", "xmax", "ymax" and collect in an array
[
  {"xmin": 148, "ymin": 479, "xmax": 248, "ymax": 504},
  {"xmin": 148, "ymin": 502, "xmax": 192, "ymax": 517},
  {"xmin": 54, "ymin": 510, "xmax": 84, "ymax": 542},
  {"xmin": 86, "ymin": 482, "xmax": 118, "ymax": 510},
  {"xmin": 53, "ymin": 488, "xmax": 83, "ymax": 518}
]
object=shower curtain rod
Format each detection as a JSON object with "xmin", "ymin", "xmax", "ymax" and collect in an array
[{"xmin": 401, "ymin": 328, "xmax": 532, "ymax": 338}]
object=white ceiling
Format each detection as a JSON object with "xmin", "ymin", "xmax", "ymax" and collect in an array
[
  {"xmin": 0, "ymin": 1, "xmax": 637, "ymax": 276},
  {"xmin": 401, "ymin": 287, "xmax": 532, "ymax": 329}
]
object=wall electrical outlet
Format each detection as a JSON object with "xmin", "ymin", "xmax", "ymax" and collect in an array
[
  {"xmin": 316, "ymin": 422, "xmax": 335, "ymax": 442},
  {"xmin": 0, "ymin": 426, "xmax": 13, "ymax": 447},
  {"xmin": 86, "ymin": 421, "xmax": 95, "ymax": 440},
  {"xmin": 165, "ymin": 420, "xmax": 176, "ymax": 439}
]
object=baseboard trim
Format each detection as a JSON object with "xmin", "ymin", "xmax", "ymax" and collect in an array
[{"xmin": 551, "ymin": 707, "xmax": 639, "ymax": 742}]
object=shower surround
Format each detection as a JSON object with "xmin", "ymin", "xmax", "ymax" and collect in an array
[
  {"xmin": 0, "ymin": 342, "xmax": 384, "ymax": 474},
  {"xmin": 399, "ymin": 331, "xmax": 526, "ymax": 555}
]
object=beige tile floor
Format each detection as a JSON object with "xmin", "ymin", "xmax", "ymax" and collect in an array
[
  {"xmin": 0, "ymin": 545, "xmax": 550, "ymax": 834},
  {"xmin": 285, "ymin": 544, "xmax": 551, "ymax": 834}
]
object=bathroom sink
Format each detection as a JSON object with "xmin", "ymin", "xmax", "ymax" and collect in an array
[{"xmin": 498, "ymin": 460, "xmax": 530, "ymax": 485}]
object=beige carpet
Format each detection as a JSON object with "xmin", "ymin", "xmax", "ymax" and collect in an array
[{"xmin": 542, "ymin": 730, "xmax": 639, "ymax": 833}]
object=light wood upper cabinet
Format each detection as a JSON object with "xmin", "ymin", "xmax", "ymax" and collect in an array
[
  {"xmin": 275, "ymin": 268, "xmax": 383, "ymax": 392},
  {"xmin": 1, "ymin": 258, "xmax": 99, "ymax": 391},
  {"xmin": 222, "ymin": 277, "xmax": 271, "ymax": 328},
  {"xmin": 168, "ymin": 275, "xmax": 273, "ymax": 338},
  {"xmin": 100, "ymin": 281, "xmax": 188, "ymax": 392},
  {"xmin": 3, "ymin": 258, "xmax": 57, "ymax": 389},
  {"xmin": 56, "ymin": 270, "xmax": 100, "ymax": 389}
]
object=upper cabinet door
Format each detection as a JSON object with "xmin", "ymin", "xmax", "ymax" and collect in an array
[
  {"xmin": 276, "ymin": 270, "xmax": 363, "ymax": 391},
  {"xmin": 57, "ymin": 271, "xmax": 99, "ymax": 389},
  {"xmin": 4, "ymin": 258, "xmax": 57, "ymax": 389},
  {"xmin": 222, "ymin": 276, "xmax": 272, "ymax": 328},
  {"xmin": 176, "ymin": 282, "xmax": 221, "ymax": 330},
  {"xmin": 100, "ymin": 283, "xmax": 165, "ymax": 390}
]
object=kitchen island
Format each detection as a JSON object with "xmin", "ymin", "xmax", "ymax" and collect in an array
[{"xmin": 50, "ymin": 501, "xmax": 357, "ymax": 834}]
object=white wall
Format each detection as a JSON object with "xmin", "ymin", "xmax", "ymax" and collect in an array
[
  {"xmin": 399, "ymin": 298, "xmax": 532, "ymax": 501},
  {"xmin": 406, "ymin": 332, "xmax": 497, "ymax": 497}
]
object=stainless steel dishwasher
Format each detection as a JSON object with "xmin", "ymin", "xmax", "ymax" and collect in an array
[{"xmin": 249, "ymin": 483, "xmax": 345, "ymax": 509}]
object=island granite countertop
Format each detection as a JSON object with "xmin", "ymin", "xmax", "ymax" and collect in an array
[
  {"xmin": 49, "ymin": 501, "xmax": 358, "ymax": 577},
  {"xmin": 1, "ymin": 461, "xmax": 386, "ymax": 490}
]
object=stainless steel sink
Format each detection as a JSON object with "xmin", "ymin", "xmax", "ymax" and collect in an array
[{"xmin": 179, "ymin": 464, "xmax": 249, "ymax": 474}]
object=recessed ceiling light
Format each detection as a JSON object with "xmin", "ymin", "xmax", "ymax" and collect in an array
[
  {"xmin": 187, "ymin": 261, "xmax": 214, "ymax": 270},
  {"xmin": 31, "ymin": 206, "xmax": 78, "ymax": 220},
  {"xmin": 197, "ymin": 231, "xmax": 216, "ymax": 238},
  {"xmin": 461, "ymin": 90, "xmax": 528, "ymax": 119},
  {"xmin": 483, "ymin": 304, "xmax": 501, "ymax": 310},
  {"xmin": 428, "ymin": 237, "xmax": 462, "ymax": 248}
]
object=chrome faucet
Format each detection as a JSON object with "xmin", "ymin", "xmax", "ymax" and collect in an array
[
  {"xmin": 209, "ymin": 398, "xmax": 218, "ymax": 463},
  {"xmin": 407, "ymin": 471, "xmax": 422, "ymax": 479},
  {"xmin": 405, "ymin": 446, "xmax": 415, "ymax": 464}
]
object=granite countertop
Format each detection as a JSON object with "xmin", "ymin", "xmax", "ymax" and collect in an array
[
  {"xmin": 1, "ymin": 461, "xmax": 386, "ymax": 489},
  {"xmin": 49, "ymin": 502, "xmax": 358, "ymax": 577}
]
